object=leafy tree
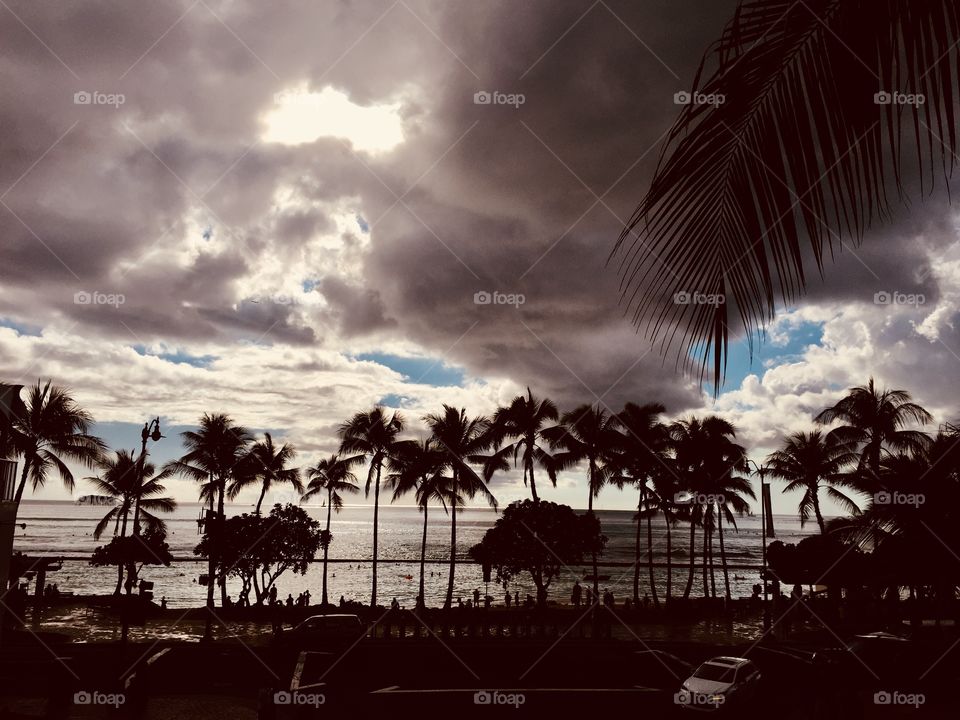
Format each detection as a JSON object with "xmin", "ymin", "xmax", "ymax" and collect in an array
[
  {"xmin": 469, "ymin": 500, "xmax": 606, "ymax": 607},
  {"xmin": 195, "ymin": 503, "xmax": 322, "ymax": 606}
]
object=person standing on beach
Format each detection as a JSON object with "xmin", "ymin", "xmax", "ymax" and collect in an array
[
  {"xmin": 505, "ymin": 591, "xmax": 511, "ymax": 608},
  {"xmin": 571, "ymin": 580, "xmax": 582, "ymax": 607}
]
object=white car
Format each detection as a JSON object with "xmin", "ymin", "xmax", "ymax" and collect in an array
[{"xmin": 677, "ymin": 656, "xmax": 761, "ymax": 710}]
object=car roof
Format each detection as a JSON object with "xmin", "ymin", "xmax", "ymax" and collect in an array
[{"xmin": 705, "ymin": 656, "xmax": 753, "ymax": 667}]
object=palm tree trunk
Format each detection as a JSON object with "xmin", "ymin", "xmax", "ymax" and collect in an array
[
  {"xmin": 114, "ymin": 499, "xmax": 130, "ymax": 596},
  {"xmin": 321, "ymin": 490, "xmax": 332, "ymax": 605},
  {"xmin": 588, "ymin": 476, "xmax": 598, "ymax": 598},
  {"xmin": 813, "ymin": 489, "xmax": 826, "ymax": 533},
  {"xmin": 255, "ymin": 483, "xmax": 268, "ymax": 515},
  {"xmin": 444, "ymin": 470, "xmax": 459, "ymax": 609},
  {"xmin": 633, "ymin": 493, "xmax": 642, "ymax": 605},
  {"xmin": 206, "ymin": 495, "xmax": 215, "ymax": 609},
  {"xmin": 371, "ymin": 463, "xmax": 381, "ymax": 608},
  {"xmin": 528, "ymin": 458, "xmax": 539, "ymax": 502},
  {"xmin": 12, "ymin": 455, "xmax": 31, "ymax": 510},
  {"xmin": 418, "ymin": 502, "xmax": 428, "ymax": 607},
  {"xmin": 683, "ymin": 519, "xmax": 696, "ymax": 600},
  {"xmin": 708, "ymin": 526, "xmax": 717, "ymax": 598},
  {"xmin": 217, "ymin": 483, "xmax": 227, "ymax": 607},
  {"xmin": 665, "ymin": 511, "xmax": 672, "ymax": 604},
  {"xmin": 647, "ymin": 503, "xmax": 659, "ymax": 609},
  {"xmin": 702, "ymin": 524, "xmax": 709, "ymax": 598},
  {"xmin": 718, "ymin": 509, "xmax": 731, "ymax": 601}
]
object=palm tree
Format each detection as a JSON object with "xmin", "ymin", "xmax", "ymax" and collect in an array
[
  {"xmin": 670, "ymin": 416, "xmax": 744, "ymax": 600},
  {"xmin": 303, "ymin": 454, "xmax": 363, "ymax": 606},
  {"xmin": 815, "ymin": 378, "xmax": 932, "ymax": 484},
  {"xmin": 166, "ymin": 413, "xmax": 252, "ymax": 611},
  {"xmin": 338, "ymin": 407, "xmax": 404, "ymax": 608},
  {"xmin": 612, "ymin": 402, "xmax": 669, "ymax": 606},
  {"xmin": 230, "ymin": 433, "xmax": 302, "ymax": 514},
  {"xmin": 706, "ymin": 472, "xmax": 755, "ymax": 601},
  {"xmin": 387, "ymin": 439, "xmax": 449, "ymax": 607},
  {"xmin": 86, "ymin": 449, "xmax": 177, "ymax": 594},
  {"xmin": 483, "ymin": 388, "xmax": 559, "ymax": 502},
  {"xmin": 425, "ymin": 406, "xmax": 498, "ymax": 609},
  {"xmin": 545, "ymin": 404, "xmax": 621, "ymax": 597},
  {"xmin": 7, "ymin": 380, "xmax": 105, "ymax": 517},
  {"xmin": 612, "ymin": 1, "xmax": 960, "ymax": 387},
  {"xmin": 766, "ymin": 430, "xmax": 861, "ymax": 532}
]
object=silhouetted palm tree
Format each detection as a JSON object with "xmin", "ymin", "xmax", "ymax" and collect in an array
[
  {"xmin": 483, "ymin": 388, "xmax": 559, "ymax": 502},
  {"xmin": 86, "ymin": 449, "xmax": 177, "ymax": 594},
  {"xmin": 546, "ymin": 404, "xmax": 620, "ymax": 596},
  {"xmin": 612, "ymin": 402, "xmax": 669, "ymax": 606},
  {"xmin": 706, "ymin": 472, "xmax": 754, "ymax": 601},
  {"xmin": 338, "ymin": 407, "xmax": 404, "ymax": 608},
  {"xmin": 230, "ymin": 433, "xmax": 302, "ymax": 514},
  {"xmin": 766, "ymin": 430, "xmax": 860, "ymax": 532},
  {"xmin": 816, "ymin": 378, "xmax": 932, "ymax": 484},
  {"xmin": 303, "ymin": 454, "xmax": 363, "ymax": 606},
  {"xmin": 166, "ymin": 413, "xmax": 252, "ymax": 611},
  {"xmin": 7, "ymin": 380, "xmax": 105, "ymax": 518},
  {"xmin": 613, "ymin": 1, "xmax": 960, "ymax": 386},
  {"xmin": 670, "ymin": 416, "xmax": 743, "ymax": 600},
  {"xmin": 425, "ymin": 406, "xmax": 497, "ymax": 609},
  {"xmin": 387, "ymin": 439, "xmax": 449, "ymax": 607}
]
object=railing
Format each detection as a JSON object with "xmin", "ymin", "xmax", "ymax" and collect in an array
[{"xmin": 0, "ymin": 458, "xmax": 17, "ymax": 501}]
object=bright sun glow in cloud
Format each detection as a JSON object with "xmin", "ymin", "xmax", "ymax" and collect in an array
[{"xmin": 262, "ymin": 84, "xmax": 405, "ymax": 153}]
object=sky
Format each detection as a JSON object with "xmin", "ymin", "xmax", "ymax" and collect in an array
[{"xmin": 2, "ymin": 0, "xmax": 959, "ymax": 518}]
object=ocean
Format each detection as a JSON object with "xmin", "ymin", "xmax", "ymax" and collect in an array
[{"xmin": 12, "ymin": 501, "xmax": 816, "ymax": 609}]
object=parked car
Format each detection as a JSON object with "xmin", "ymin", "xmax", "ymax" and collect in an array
[
  {"xmin": 677, "ymin": 656, "xmax": 761, "ymax": 710},
  {"xmin": 283, "ymin": 614, "xmax": 365, "ymax": 645}
]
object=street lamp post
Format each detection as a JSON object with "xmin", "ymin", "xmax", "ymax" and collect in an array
[
  {"xmin": 121, "ymin": 418, "xmax": 162, "ymax": 643},
  {"xmin": 748, "ymin": 459, "xmax": 771, "ymax": 632}
]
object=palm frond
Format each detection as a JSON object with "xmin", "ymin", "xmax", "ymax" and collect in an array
[{"xmin": 612, "ymin": 0, "xmax": 960, "ymax": 387}]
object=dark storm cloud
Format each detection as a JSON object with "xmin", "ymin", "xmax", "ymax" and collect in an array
[{"xmin": 3, "ymin": 0, "xmax": 956, "ymax": 420}]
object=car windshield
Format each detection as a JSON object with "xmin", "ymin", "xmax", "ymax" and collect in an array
[{"xmin": 693, "ymin": 663, "xmax": 737, "ymax": 682}]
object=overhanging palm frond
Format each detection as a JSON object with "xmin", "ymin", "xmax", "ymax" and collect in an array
[{"xmin": 613, "ymin": 0, "xmax": 960, "ymax": 387}]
